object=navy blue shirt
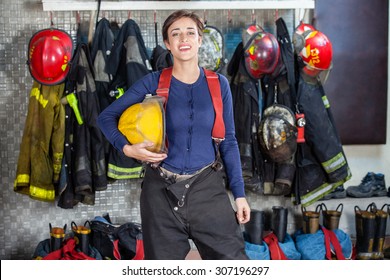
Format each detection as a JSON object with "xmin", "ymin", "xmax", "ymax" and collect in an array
[{"xmin": 97, "ymin": 68, "xmax": 245, "ymax": 199}]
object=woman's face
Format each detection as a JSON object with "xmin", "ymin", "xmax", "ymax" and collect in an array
[{"xmin": 164, "ymin": 17, "xmax": 202, "ymax": 63}]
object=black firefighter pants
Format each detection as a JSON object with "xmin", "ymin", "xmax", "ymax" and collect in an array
[{"xmin": 140, "ymin": 164, "xmax": 248, "ymax": 260}]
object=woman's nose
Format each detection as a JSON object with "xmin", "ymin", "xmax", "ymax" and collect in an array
[{"xmin": 180, "ymin": 33, "xmax": 188, "ymax": 42}]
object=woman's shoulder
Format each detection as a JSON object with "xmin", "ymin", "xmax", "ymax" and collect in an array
[
  {"xmin": 216, "ymin": 72, "xmax": 229, "ymax": 85},
  {"xmin": 202, "ymin": 68, "xmax": 229, "ymax": 86},
  {"xmin": 133, "ymin": 70, "xmax": 163, "ymax": 91}
]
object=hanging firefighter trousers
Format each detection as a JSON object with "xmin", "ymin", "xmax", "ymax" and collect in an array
[{"xmin": 140, "ymin": 164, "xmax": 248, "ymax": 260}]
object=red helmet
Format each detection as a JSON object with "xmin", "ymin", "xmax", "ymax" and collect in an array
[
  {"xmin": 298, "ymin": 30, "xmax": 333, "ymax": 76},
  {"xmin": 244, "ymin": 31, "xmax": 280, "ymax": 79},
  {"xmin": 28, "ymin": 28, "xmax": 73, "ymax": 85}
]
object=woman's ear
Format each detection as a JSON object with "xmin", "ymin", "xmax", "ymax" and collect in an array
[
  {"xmin": 198, "ymin": 35, "xmax": 202, "ymax": 46},
  {"xmin": 164, "ymin": 40, "xmax": 171, "ymax": 51}
]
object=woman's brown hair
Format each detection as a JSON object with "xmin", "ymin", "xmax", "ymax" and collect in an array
[{"xmin": 162, "ymin": 10, "xmax": 204, "ymax": 42}]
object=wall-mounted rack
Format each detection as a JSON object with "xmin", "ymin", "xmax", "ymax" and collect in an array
[{"xmin": 42, "ymin": 0, "xmax": 315, "ymax": 11}]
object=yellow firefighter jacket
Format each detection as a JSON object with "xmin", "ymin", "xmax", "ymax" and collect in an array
[{"xmin": 14, "ymin": 81, "xmax": 65, "ymax": 201}]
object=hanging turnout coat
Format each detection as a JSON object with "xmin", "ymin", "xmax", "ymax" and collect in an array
[
  {"xmin": 103, "ymin": 18, "xmax": 152, "ymax": 180},
  {"xmin": 57, "ymin": 43, "xmax": 108, "ymax": 208},
  {"xmin": 14, "ymin": 81, "xmax": 65, "ymax": 201},
  {"xmin": 227, "ymin": 42, "xmax": 263, "ymax": 194},
  {"xmin": 91, "ymin": 17, "xmax": 118, "ymax": 111},
  {"xmin": 293, "ymin": 74, "xmax": 351, "ymax": 206}
]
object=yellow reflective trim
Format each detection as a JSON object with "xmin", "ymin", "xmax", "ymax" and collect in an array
[
  {"xmin": 322, "ymin": 152, "xmax": 346, "ymax": 174},
  {"xmin": 15, "ymin": 174, "xmax": 30, "ymax": 185},
  {"xmin": 53, "ymin": 163, "xmax": 62, "ymax": 174},
  {"xmin": 107, "ymin": 172, "xmax": 143, "ymax": 179},
  {"xmin": 108, "ymin": 164, "xmax": 143, "ymax": 173},
  {"xmin": 30, "ymin": 87, "xmax": 49, "ymax": 108},
  {"xmin": 107, "ymin": 164, "xmax": 143, "ymax": 179},
  {"xmin": 53, "ymin": 152, "xmax": 63, "ymax": 161},
  {"xmin": 322, "ymin": 96, "xmax": 330, "ymax": 109},
  {"xmin": 30, "ymin": 185, "xmax": 55, "ymax": 201},
  {"xmin": 292, "ymin": 172, "xmax": 352, "ymax": 207}
]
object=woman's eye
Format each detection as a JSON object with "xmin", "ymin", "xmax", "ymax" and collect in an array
[{"xmin": 188, "ymin": 31, "xmax": 195, "ymax": 36}]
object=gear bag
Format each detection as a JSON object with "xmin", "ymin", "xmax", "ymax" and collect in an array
[
  {"xmin": 90, "ymin": 215, "xmax": 144, "ymax": 260},
  {"xmin": 293, "ymin": 226, "xmax": 352, "ymax": 260}
]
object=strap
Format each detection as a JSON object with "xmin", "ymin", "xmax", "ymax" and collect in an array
[
  {"xmin": 321, "ymin": 226, "xmax": 345, "ymax": 260},
  {"xmin": 113, "ymin": 239, "xmax": 121, "ymax": 260},
  {"xmin": 156, "ymin": 67, "xmax": 225, "ymax": 142},
  {"xmin": 276, "ymin": 17, "xmax": 298, "ymax": 110},
  {"xmin": 263, "ymin": 232, "xmax": 288, "ymax": 260},
  {"xmin": 95, "ymin": 0, "xmax": 102, "ymax": 30},
  {"xmin": 156, "ymin": 67, "xmax": 172, "ymax": 107},
  {"xmin": 43, "ymin": 238, "xmax": 95, "ymax": 260},
  {"xmin": 204, "ymin": 69, "xmax": 225, "ymax": 142},
  {"xmin": 132, "ymin": 239, "xmax": 145, "ymax": 260}
]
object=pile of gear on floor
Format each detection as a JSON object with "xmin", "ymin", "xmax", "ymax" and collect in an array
[
  {"xmin": 243, "ymin": 202, "xmax": 390, "ymax": 260},
  {"xmin": 32, "ymin": 202, "xmax": 389, "ymax": 260},
  {"xmin": 33, "ymin": 214, "xmax": 144, "ymax": 260}
]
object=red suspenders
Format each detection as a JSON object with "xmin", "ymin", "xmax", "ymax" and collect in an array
[{"xmin": 156, "ymin": 67, "xmax": 225, "ymax": 143}]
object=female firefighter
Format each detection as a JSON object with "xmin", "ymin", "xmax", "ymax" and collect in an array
[{"xmin": 97, "ymin": 9, "xmax": 250, "ymax": 260}]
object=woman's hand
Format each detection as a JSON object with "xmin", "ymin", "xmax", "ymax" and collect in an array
[
  {"xmin": 122, "ymin": 141, "xmax": 167, "ymax": 163},
  {"xmin": 235, "ymin": 197, "xmax": 251, "ymax": 224}
]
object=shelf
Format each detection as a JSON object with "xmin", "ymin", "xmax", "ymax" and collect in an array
[{"xmin": 42, "ymin": 1, "xmax": 315, "ymax": 11}]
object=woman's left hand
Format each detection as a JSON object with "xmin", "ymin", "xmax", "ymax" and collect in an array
[{"xmin": 235, "ymin": 197, "xmax": 251, "ymax": 224}]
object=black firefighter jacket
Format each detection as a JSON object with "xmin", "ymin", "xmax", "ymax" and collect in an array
[
  {"xmin": 227, "ymin": 42, "xmax": 263, "ymax": 194},
  {"xmin": 293, "ymin": 74, "xmax": 351, "ymax": 207},
  {"xmin": 58, "ymin": 43, "xmax": 108, "ymax": 208},
  {"xmin": 102, "ymin": 18, "xmax": 152, "ymax": 180}
]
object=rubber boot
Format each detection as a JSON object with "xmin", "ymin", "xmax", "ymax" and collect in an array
[
  {"xmin": 49, "ymin": 223, "xmax": 67, "ymax": 252},
  {"xmin": 71, "ymin": 221, "xmax": 91, "ymax": 255},
  {"xmin": 321, "ymin": 203, "xmax": 343, "ymax": 231},
  {"xmin": 271, "ymin": 206, "xmax": 288, "ymax": 243},
  {"xmin": 302, "ymin": 204, "xmax": 322, "ymax": 234},
  {"xmin": 368, "ymin": 203, "xmax": 389, "ymax": 260},
  {"xmin": 384, "ymin": 204, "xmax": 390, "ymax": 259},
  {"xmin": 244, "ymin": 210, "xmax": 264, "ymax": 245},
  {"xmin": 354, "ymin": 205, "xmax": 376, "ymax": 260}
]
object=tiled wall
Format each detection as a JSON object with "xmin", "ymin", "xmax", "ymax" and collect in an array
[{"xmin": 1, "ymin": 0, "xmax": 388, "ymax": 260}]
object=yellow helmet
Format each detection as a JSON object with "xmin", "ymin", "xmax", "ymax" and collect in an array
[{"xmin": 118, "ymin": 95, "xmax": 166, "ymax": 153}]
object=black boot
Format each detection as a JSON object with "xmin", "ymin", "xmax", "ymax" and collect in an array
[
  {"xmin": 354, "ymin": 205, "xmax": 376, "ymax": 260},
  {"xmin": 49, "ymin": 223, "xmax": 67, "ymax": 252},
  {"xmin": 271, "ymin": 206, "xmax": 288, "ymax": 243},
  {"xmin": 244, "ymin": 210, "xmax": 264, "ymax": 245},
  {"xmin": 71, "ymin": 221, "xmax": 91, "ymax": 255},
  {"xmin": 301, "ymin": 205, "xmax": 322, "ymax": 234},
  {"xmin": 320, "ymin": 203, "xmax": 343, "ymax": 231},
  {"xmin": 367, "ymin": 203, "xmax": 389, "ymax": 260}
]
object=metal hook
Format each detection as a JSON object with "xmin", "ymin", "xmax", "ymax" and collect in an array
[
  {"xmin": 49, "ymin": 11, "xmax": 54, "ymax": 27},
  {"xmin": 227, "ymin": 9, "xmax": 232, "ymax": 24},
  {"xmin": 76, "ymin": 11, "xmax": 80, "ymax": 25},
  {"xmin": 301, "ymin": 8, "xmax": 308, "ymax": 23}
]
